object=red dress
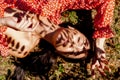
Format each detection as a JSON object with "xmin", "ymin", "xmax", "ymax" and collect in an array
[{"xmin": 0, "ymin": 0, "xmax": 115, "ymax": 56}]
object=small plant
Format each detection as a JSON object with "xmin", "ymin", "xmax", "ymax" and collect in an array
[
  {"xmin": 0, "ymin": 75, "xmax": 5, "ymax": 80},
  {"xmin": 61, "ymin": 11, "xmax": 78, "ymax": 25}
]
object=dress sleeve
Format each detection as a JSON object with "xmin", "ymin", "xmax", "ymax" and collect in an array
[
  {"xmin": 93, "ymin": 0, "xmax": 115, "ymax": 38},
  {"xmin": 0, "ymin": 0, "xmax": 16, "ymax": 57}
]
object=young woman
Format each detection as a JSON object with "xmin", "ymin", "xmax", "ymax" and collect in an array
[{"xmin": 0, "ymin": 0, "xmax": 115, "ymax": 77}]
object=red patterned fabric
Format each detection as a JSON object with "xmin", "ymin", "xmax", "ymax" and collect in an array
[
  {"xmin": 0, "ymin": 0, "xmax": 115, "ymax": 56},
  {"xmin": 0, "ymin": 26, "xmax": 8, "ymax": 57}
]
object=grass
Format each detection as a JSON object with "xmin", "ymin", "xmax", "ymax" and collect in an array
[{"xmin": 0, "ymin": 0, "xmax": 120, "ymax": 80}]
